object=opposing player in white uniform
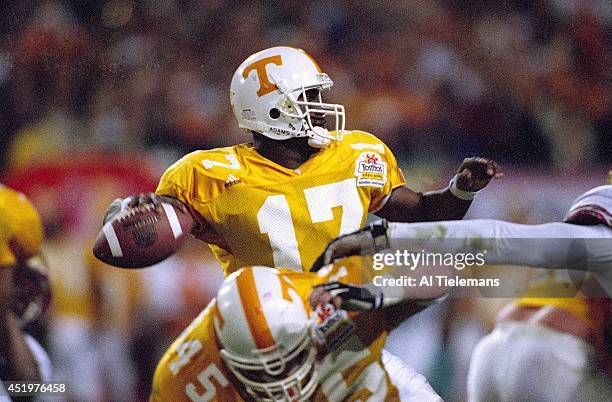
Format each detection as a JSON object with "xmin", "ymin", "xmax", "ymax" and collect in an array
[{"xmin": 316, "ymin": 183, "xmax": 612, "ymax": 401}]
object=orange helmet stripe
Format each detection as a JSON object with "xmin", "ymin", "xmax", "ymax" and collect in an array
[
  {"xmin": 213, "ymin": 301, "xmax": 225, "ymax": 330},
  {"xmin": 278, "ymin": 274, "xmax": 295, "ymax": 302},
  {"xmin": 242, "ymin": 55, "xmax": 283, "ymax": 97},
  {"xmin": 236, "ymin": 269, "xmax": 276, "ymax": 349},
  {"xmin": 287, "ymin": 46, "xmax": 322, "ymax": 73}
]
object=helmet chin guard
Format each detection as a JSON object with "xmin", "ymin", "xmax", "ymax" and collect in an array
[
  {"xmin": 307, "ymin": 127, "xmax": 332, "ymax": 148},
  {"xmin": 219, "ymin": 329, "xmax": 318, "ymax": 401},
  {"xmin": 230, "ymin": 46, "xmax": 345, "ymax": 147}
]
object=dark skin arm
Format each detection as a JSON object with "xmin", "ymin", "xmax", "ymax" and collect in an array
[
  {"xmin": 376, "ymin": 157, "xmax": 503, "ymax": 222},
  {"xmin": 375, "ymin": 186, "xmax": 469, "ymax": 223},
  {"xmin": 0, "ymin": 265, "xmax": 41, "ymax": 382}
]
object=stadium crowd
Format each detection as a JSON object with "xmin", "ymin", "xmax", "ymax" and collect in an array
[
  {"xmin": 1, "ymin": 0, "xmax": 610, "ymax": 170},
  {"xmin": 0, "ymin": 1, "xmax": 610, "ymax": 401}
]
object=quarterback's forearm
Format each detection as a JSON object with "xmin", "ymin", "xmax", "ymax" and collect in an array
[
  {"xmin": 377, "ymin": 186, "xmax": 471, "ymax": 223},
  {"xmin": 387, "ymin": 220, "xmax": 612, "ymax": 270},
  {"xmin": 420, "ymin": 188, "xmax": 472, "ymax": 221}
]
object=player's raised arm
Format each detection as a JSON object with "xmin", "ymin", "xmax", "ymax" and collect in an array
[
  {"xmin": 0, "ymin": 267, "xmax": 42, "ymax": 381},
  {"xmin": 315, "ymin": 186, "xmax": 612, "ymax": 274},
  {"xmin": 375, "ymin": 157, "xmax": 502, "ymax": 222},
  {"xmin": 308, "ymin": 261, "xmax": 451, "ymax": 338},
  {"xmin": 315, "ymin": 218, "xmax": 612, "ymax": 271},
  {"xmin": 387, "ymin": 219, "xmax": 612, "ymax": 271},
  {"xmin": 0, "ymin": 257, "xmax": 53, "ymax": 383}
]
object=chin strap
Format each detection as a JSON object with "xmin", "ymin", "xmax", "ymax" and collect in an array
[
  {"xmin": 307, "ymin": 127, "xmax": 332, "ymax": 148},
  {"xmin": 307, "ymin": 136, "xmax": 330, "ymax": 148}
]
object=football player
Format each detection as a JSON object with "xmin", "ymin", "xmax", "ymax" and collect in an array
[
  {"xmin": 101, "ymin": 46, "xmax": 500, "ymax": 397},
  {"xmin": 102, "ymin": 46, "xmax": 501, "ymax": 275},
  {"xmin": 0, "ymin": 185, "xmax": 53, "ymax": 394},
  {"xmin": 316, "ymin": 182, "xmax": 612, "ymax": 401},
  {"xmin": 151, "ymin": 261, "xmax": 445, "ymax": 401}
]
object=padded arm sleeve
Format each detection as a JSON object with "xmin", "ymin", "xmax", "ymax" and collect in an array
[{"xmin": 387, "ymin": 220, "xmax": 612, "ymax": 271}]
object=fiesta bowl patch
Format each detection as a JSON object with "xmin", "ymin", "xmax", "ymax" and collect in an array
[{"xmin": 354, "ymin": 152, "xmax": 387, "ymax": 187}]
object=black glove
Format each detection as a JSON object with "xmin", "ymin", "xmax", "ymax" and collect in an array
[
  {"xmin": 315, "ymin": 282, "xmax": 384, "ymax": 312},
  {"xmin": 311, "ymin": 219, "xmax": 390, "ymax": 272}
]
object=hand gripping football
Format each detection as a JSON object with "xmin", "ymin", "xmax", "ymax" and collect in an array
[{"xmin": 93, "ymin": 203, "xmax": 193, "ymax": 268}]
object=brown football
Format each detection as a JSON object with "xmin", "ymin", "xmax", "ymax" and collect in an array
[{"xmin": 93, "ymin": 203, "xmax": 193, "ymax": 268}]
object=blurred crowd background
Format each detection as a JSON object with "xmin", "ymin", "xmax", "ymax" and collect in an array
[{"xmin": 0, "ymin": 0, "xmax": 610, "ymax": 401}]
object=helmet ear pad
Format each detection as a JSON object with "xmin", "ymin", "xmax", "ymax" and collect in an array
[{"xmin": 269, "ymin": 108, "xmax": 281, "ymax": 119}]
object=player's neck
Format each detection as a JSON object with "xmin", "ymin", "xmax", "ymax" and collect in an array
[{"xmin": 252, "ymin": 132, "xmax": 318, "ymax": 169}]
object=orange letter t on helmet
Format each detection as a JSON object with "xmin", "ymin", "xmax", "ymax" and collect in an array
[{"xmin": 242, "ymin": 55, "xmax": 283, "ymax": 97}]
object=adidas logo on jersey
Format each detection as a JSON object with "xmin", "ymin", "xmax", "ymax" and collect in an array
[{"xmin": 224, "ymin": 175, "xmax": 241, "ymax": 187}]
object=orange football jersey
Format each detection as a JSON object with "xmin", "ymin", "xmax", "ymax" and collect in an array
[
  {"xmin": 156, "ymin": 131, "xmax": 405, "ymax": 275},
  {"xmin": 150, "ymin": 257, "xmax": 401, "ymax": 402}
]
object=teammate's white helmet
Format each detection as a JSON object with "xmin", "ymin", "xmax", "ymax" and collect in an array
[
  {"xmin": 564, "ymin": 185, "xmax": 612, "ymax": 228},
  {"xmin": 230, "ymin": 46, "xmax": 345, "ymax": 148},
  {"xmin": 213, "ymin": 266, "xmax": 318, "ymax": 401}
]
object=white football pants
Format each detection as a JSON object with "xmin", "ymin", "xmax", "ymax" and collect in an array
[
  {"xmin": 383, "ymin": 349, "xmax": 443, "ymax": 402},
  {"xmin": 467, "ymin": 321, "xmax": 612, "ymax": 402}
]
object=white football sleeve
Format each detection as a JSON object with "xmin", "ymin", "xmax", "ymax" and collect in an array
[
  {"xmin": 0, "ymin": 335, "xmax": 52, "ymax": 402},
  {"xmin": 24, "ymin": 334, "xmax": 53, "ymax": 382},
  {"xmin": 387, "ymin": 220, "xmax": 612, "ymax": 272}
]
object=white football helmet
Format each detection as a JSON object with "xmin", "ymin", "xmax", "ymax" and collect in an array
[
  {"xmin": 213, "ymin": 266, "xmax": 318, "ymax": 401},
  {"xmin": 564, "ymin": 185, "xmax": 612, "ymax": 228},
  {"xmin": 230, "ymin": 46, "xmax": 345, "ymax": 148}
]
